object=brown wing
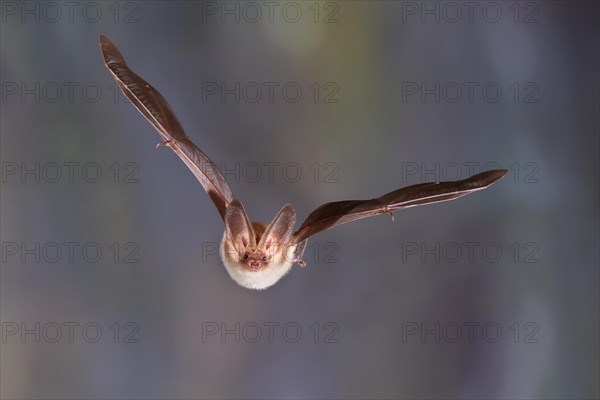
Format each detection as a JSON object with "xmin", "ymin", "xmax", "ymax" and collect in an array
[
  {"xmin": 292, "ymin": 169, "xmax": 508, "ymax": 244},
  {"xmin": 99, "ymin": 35, "xmax": 233, "ymax": 219}
]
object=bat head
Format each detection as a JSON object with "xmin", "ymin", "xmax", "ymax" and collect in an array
[{"xmin": 220, "ymin": 200, "xmax": 297, "ymax": 289}]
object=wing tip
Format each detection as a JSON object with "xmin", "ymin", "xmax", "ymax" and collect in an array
[
  {"xmin": 99, "ymin": 35, "xmax": 125, "ymax": 66},
  {"xmin": 481, "ymin": 169, "xmax": 508, "ymax": 186},
  {"xmin": 466, "ymin": 169, "xmax": 508, "ymax": 188},
  {"xmin": 99, "ymin": 34, "xmax": 112, "ymax": 52}
]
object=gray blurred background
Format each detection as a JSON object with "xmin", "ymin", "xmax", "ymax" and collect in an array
[{"xmin": 1, "ymin": 1, "xmax": 598, "ymax": 399}]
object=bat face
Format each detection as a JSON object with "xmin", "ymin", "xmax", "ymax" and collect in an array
[
  {"xmin": 219, "ymin": 201, "xmax": 298, "ymax": 289},
  {"xmin": 99, "ymin": 35, "xmax": 508, "ymax": 290}
]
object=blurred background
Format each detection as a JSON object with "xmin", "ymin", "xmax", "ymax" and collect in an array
[{"xmin": 1, "ymin": 1, "xmax": 598, "ymax": 399}]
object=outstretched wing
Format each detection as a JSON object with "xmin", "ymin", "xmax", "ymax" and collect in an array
[
  {"xmin": 99, "ymin": 35, "xmax": 233, "ymax": 219},
  {"xmin": 292, "ymin": 169, "xmax": 507, "ymax": 244}
]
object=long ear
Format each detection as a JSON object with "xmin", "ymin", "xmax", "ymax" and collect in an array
[
  {"xmin": 224, "ymin": 200, "xmax": 255, "ymax": 254},
  {"xmin": 259, "ymin": 204, "xmax": 296, "ymax": 253}
]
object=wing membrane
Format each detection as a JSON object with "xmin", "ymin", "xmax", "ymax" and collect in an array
[
  {"xmin": 99, "ymin": 35, "xmax": 233, "ymax": 219},
  {"xmin": 292, "ymin": 169, "xmax": 507, "ymax": 243}
]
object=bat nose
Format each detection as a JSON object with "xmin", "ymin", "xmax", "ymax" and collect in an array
[{"xmin": 249, "ymin": 260, "xmax": 262, "ymax": 271}]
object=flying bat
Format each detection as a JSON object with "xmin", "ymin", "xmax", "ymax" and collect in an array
[{"xmin": 99, "ymin": 35, "xmax": 507, "ymax": 290}]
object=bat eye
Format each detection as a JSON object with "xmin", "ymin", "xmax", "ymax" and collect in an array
[
  {"xmin": 262, "ymin": 256, "xmax": 267, "ymax": 262},
  {"xmin": 243, "ymin": 254, "xmax": 248, "ymax": 260}
]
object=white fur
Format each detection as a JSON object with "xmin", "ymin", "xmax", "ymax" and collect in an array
[{"xmin": 220, "ymin": 232, "xmax": 297, "ymax": 290}]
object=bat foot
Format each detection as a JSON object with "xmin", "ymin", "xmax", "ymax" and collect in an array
[
  {"xmin": 386, "ymin": 210, "xmax": 395, "ymax": 221},
  {"xmin": 291, "ymin": 240, "xmax": 308, "ymax": 268}
]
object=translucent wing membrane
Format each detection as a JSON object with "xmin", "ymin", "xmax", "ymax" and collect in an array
[{"xmin": 99, "ymin": 35, "xmax": 233, "ymax": 219}]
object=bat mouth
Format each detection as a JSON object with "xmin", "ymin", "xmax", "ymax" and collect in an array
[{"xmin": 247, "ymin": 260, "xmax": 263, "ymax": 271}]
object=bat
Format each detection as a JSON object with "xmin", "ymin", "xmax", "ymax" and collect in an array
[{"xmin": 99, "ymin": 35, "xmax": 508, "ymax": 290}]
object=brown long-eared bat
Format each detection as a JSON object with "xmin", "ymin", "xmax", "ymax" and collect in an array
[{"xmin": 99, "ymin": 35, "xmax": 507, "ymax": 290}]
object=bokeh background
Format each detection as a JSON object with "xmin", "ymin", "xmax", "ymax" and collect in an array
[{"xmin": 1, "ymin": 1, "xmax": 598, "ymax": 399}]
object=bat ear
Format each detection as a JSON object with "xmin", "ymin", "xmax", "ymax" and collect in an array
[
  {"xmin": 224, "ymin": 200, "xmax": 255, "ymax": 254},
  {"xmin": 259, "ymin": 204, "xmax": 296, "ymax": 253}
]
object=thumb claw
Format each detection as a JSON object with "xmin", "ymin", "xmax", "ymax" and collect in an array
[{"xmin": 156, "ymin": 139, "xmax": 175, "ymax": 149}]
